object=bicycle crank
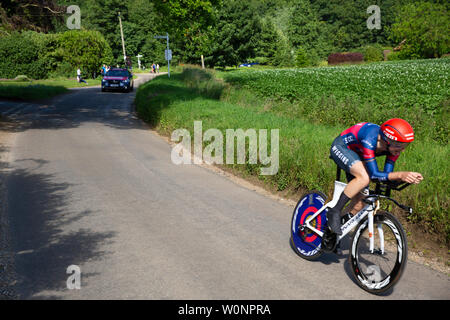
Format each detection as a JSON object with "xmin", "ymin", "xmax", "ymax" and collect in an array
[{"xmin": 321, "ymin": 229, "xmax": 338, "ymax": 253}]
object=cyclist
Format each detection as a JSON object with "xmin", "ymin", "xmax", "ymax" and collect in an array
[{"xmin": 327, "ymin": 118, "xmax": 423, "ymax": 235}]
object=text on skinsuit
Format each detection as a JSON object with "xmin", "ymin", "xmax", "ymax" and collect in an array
[{"xmin": 331, "ymin": 145, "xmax": 349, "ymax": 165}]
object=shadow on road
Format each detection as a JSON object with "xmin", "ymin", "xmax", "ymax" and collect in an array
[
  {"xmin": 0, "ymin": 77, "xmax": 160, "ymax": 299},
  {"xmin": 0, "ymin": 74, "xmax": 159, "ymax": 135},
  {"xmin": 5, "ymin": 158, "xmax": 116, "ymax": 299}
]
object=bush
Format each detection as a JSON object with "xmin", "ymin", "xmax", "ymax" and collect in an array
[
  {"xmin": 14, "ymin": 75, "xmax": 32, "ymax": 82},
  {"xmin": 328, "ymin": 52, "xmax": 364, "ymax": 65},
  {"xmin": 0, "ymin": 32, "xmax": 48, "ymax": 79},
  {"xmin": 387, "ymin": 52, "xmax": 403, "ymax": 61},
  {"xmin": 56, "ymin": 30, "xmax": 113, "ymax": 78},
  {"xmin": 296, "ymin": 47, "xmax": 310, "ymax": 67},
  {"xmin": 22, "ymin": 31, "xmax": 59, "ymax": 78},
  {"xmin": 361, "ymin": 44, "xmax": 384, "ymax": 62},
  {"xmin": 48, "ymin": 61, "xmax": 76, "ymax": 79},
  {"xmin": 0, "ymin": 30, "xmax": 113, "ymax": 80}
]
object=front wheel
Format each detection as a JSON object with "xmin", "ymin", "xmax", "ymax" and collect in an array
[
  {"xmin": 349, "ymin": 211, "xmax": 408, "ymax": 295},
  {"xmin": 290, "ymin": 191, "xmax": 328, "ymax": 261}
]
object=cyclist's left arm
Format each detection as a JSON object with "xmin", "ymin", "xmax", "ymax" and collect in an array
[
  {"xmin": 359, "ymin": 127, "xmax": 391, "ymax": 182},
  {"xmin": 383, "ymin": 154, "xmax": 423, "ymax": 183}
]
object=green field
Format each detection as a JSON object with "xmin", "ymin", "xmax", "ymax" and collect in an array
[
  {"xmin": 136, "ymin": 61, "xmax": 449, "ymax": 244},
  {"xmin": 222, "ymin": 59, "xmax": 449, "ymax": 144}
]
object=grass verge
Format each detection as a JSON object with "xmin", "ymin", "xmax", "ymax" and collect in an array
[{"xmin": 0, "ymin": 77, "xmax": 102, "ymax": 101}]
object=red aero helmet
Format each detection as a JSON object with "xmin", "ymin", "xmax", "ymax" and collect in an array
[{"xmin": 380, "ymin": 118, "xmax": 414, "ymax": 143}]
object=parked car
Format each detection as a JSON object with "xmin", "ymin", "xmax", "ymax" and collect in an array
[
  {"xmin": 239, "ymin": 62, "xmax": 259, "ymax": 67},
  {"xmin": 101, "ymin": 68, "xmax": 134, "ymax": 92}
]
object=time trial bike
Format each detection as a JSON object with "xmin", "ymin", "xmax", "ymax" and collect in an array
[{"xmin": 290, "ymin": 166, "xmax": 412, "ymax": 294}]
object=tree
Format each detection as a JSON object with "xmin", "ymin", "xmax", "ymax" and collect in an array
[
  {"xmin": 182, "ymin": 23, "xmax": 215, "ymax": 64},
  {"xmin": 82, "ymin": 0, "xmax": 128, "ymax": 63},
  {"xmin": 295, "ymin": 46, "xmax": 310, "ymax": 67},
  {"xmin": 56, "ymin": 29, "xmax": 113, "ymax": 77},
  {"xmin": 288, "ymin": 0, "xmax": 332, "ymax": 64},
  {"xmin": 271, "ymin": 31, "xmax": 294, "ymax": 67},
  {"xmin": 126, "ymin": 0, "xmax": 165, "ymax": 66},
  {"xmin": 255, "ymin": 18, "xmax": 279, "ymax": 64},
  {"xmin": 389, "ymin": 1, "xmax": 450, "ymax": 59},
  {"xmin": 0, "ymin": 0, "xmax": 65, "ymax": 33},
  {"xmin": 310, "ymin": 0, "xmax": 402, "ymax": 50},
  {"xmin": 152, "ymin": 0, "xmax": 218, "ymax": 64},
  {"xmin": 206, "ymin": 0, "xmax": 262, "ymax": 67}
]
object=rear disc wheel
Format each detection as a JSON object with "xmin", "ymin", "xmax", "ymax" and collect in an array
[{"xmin": 290, "ymin": 191, "xmax": 328, "ymax": 261}]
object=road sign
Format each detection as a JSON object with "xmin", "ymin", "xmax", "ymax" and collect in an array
[
  {"xmin": 165, "ymin": 49, "xmax": 172, "ymax": 61},
  {"xmin": 155, "ymin": 33, "xmax": 171, "ymax": 78}
]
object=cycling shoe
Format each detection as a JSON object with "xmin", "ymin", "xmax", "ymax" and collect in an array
[
  {"xmin": 333, "ymin": 242, "xmax": 343, "ymax": 256},
  {"xmin": 326, "ymin": 208, "xmax": 343, "ymax": 235}
]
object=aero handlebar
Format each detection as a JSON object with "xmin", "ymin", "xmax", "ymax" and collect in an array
[{"xmin": 365, "ymin": 181, "xmax": 413, "ymax": 214}]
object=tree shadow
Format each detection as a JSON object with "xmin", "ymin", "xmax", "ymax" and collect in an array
[
  {"xmin": 0, "ymin": 74, "xmax": 217, "ymax": 135},
  {"xmin": 0, "ymin": 73, "xmax": 224, "ymax": 299},
  {"xmin": 0, "ymin": 88, "xmax": 143, "ymax": 134},
  {"xmin": 4, "ymin": 159, "xmax": 116, "ymax": 299},
  {"xmin": 0, "ymin": 84, "xmax": 68, "ymax": 102}
]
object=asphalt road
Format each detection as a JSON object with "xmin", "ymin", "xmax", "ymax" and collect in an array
[{"xmin": 0, "ymin": 73, "xmax": 448, "ymax": 300}]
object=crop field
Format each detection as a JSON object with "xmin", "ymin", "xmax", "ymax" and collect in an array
[{"xmin": 223, "ymin": 59, "xmax": 449, "ymax": 144}]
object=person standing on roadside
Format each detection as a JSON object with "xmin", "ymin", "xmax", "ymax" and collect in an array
[
  {"xmin": 77, "ymin": 67, "xmax": 88, "ymax": 84},
  {"xmin": 156, "ymin": 63, "xmax": 160, "ymax": 73}
]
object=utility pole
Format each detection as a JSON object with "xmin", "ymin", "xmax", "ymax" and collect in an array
[
  {"xmin": 118, "ymin": 12, "xmax": 126, "ymax": 63},
  {"xmin": 154, "ymin": 33, "xmax": 171, "ymax": 78}
]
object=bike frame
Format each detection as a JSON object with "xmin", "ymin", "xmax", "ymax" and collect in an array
[{"xmin": 304, "ymin": 180, "xmax": 382, "ymax": 253}]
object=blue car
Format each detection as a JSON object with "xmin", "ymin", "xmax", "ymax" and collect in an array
[
  {"xmin": 101, "ymin": 68, "xmax": 134, "ymax": 92},
  {"xmin": 239, "ymin": 62, "xmax": 259, "ymax": 67}
]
